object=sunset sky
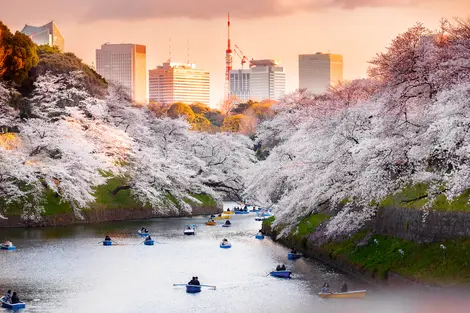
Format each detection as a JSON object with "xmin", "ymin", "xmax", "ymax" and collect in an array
[{"xmin": 2, "ymin": 0, "xmax": 469, "ymax": 107}]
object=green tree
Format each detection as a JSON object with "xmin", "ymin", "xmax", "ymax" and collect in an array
[
  {"xmin": 167, "ymin": 102, "xmax": 196, "ymax": 121},
  {"xmin": 0, "ymin": 21, "xmax": 12, "ymax": 78},
  {"xmin": 221, "ymin": 114, "xmax": 244, "ymax": 133},
  {"xmin": 190, "ymin": 102, "xmax": 211, "ymax": 114},
  {"xmin": 191, "ymin": 114, "xmax": 212, "ymax": 131},
  {"xmin": 204, "ymin": 110, "xmax": 224, "ymax": 127},
  {"xmin": 3, "ymin": 31, "xmax": 38, "ymax": 85}
]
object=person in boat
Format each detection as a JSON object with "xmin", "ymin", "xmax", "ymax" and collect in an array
[
  {"xmin": 276, "ymin": 264, "xmax": 281, "ymax": 271},
  {"xmin": 221, "ymin": 238, "xmax": 229, "ymax": 245},
  {"xmin": 188, "ymin": 277, "xmax": 197, "ymax": 285},
  {"xmin": 225, "ymin": 220, "xmax": 231, "ymax": 225},
  {"xmin": 258, "ymin": 229, "xmax": 265, "ymax": 235},
  {"xmin": 227, "ymin": 208, "xmax": 231, "ymax": 212},
  {"xmin": 141, "ymin": 227, "xmax": 145, "ymax": 232},
  {"xmin": 291, "ymin": 246, "xmax": 297, "ymax": 254},
  {"xmin": 145, "ymin": 235, "xmax": 152, "ymax": 241},
  {"xmin": 144, "ymin": 228, "xmax": 149, "ymax": 233},
  {"xmin": 104, "ymin": 235, "xmax": 111, "ymax": 241},
  {"xmin": 280, "ymin": 264, "xmax": 286, "ymax": 271},
  {"xmin": 194, "ymin": 277, "xmax": 200, "ymax": 285},
  {"xmin": 11, "ymin": 292, "xmax": 20, "ymax": 304},
  {"xmin": 2, "ymin": 240, "xmax": 13, "ymax": 247},
  {"xmin": 3, "ymin": 290, "xmax": 11, "ymax": 303},
  {"xmin": 321, "ymin": 283, "xmax": 330, "ymax": 293},
  {"xmin": 340, "ymin": 282, "xmax": 348, "ymax": 292}
]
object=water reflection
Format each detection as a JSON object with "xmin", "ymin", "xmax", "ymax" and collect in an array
[{"xmin": 0, "ymin": 202, "xmax": 468, "ymax": 312}]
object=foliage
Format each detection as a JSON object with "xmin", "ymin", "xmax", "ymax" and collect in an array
[
  {"xmin": 324, "ymin": 234, "xmax": 470, "ymax": 284},
  {"xmin": 0, "ymin": 69, "xmax": 255, "ymax": 220},
  {"xmin": 221, "ymin": 114, "xmax": 244, "ymax": 132},
  {"xmin": 246, "ymin": 18, "xmax": 470, "ymax": 238},
  {"xmin": 295, "ymin": 213, "xmax": 329, "ymax": 237},
  {"xmin": 0, "ymin": 23, "xmax": 39, "ymax": 85},
  {"xmin": 167, "ymin": 102, "xmax": 196, "ymax": 121}
]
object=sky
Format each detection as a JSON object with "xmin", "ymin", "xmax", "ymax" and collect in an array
[{"xmin": 1, "ymin": 0, "xmax": 469, "ymax": 107}]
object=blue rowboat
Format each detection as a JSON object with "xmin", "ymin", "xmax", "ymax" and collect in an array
[
  {"xmin": 186, "ymin": 285, "xmax": 201, "ymax": 293},
  {"xmin": 255, "ymin": 234, "xmax": 264, "ymax": 240},
  {"xmin": 1, "ymin": 296, "xmax": 26, "ymax": 309},
  {"xmin": 103, "ymin": 240, "xmax": 112, "ymax": 246},
  {"xmin": 288, "ymin": 253, "xmax": 302, "ymax": 260},
  {"xmin": 144, "ymin": 240, "xmax": 155, "ymax": 246},
  {"xmin": 220, "ymin": 242, "xmax": 232, "ymax": 249},
  {"xmin": 138, "ymin": 230, "xmax": 150, "ymax": 237},
  {"xmin": 0, "ymin": 245, "xmax": 16, "ymax": 250},
  {"xmin": 234, "ymin": 211, "xmax": 249, "ymax": 215},
  {"xmin": 270, "ymin": 270, "xmax": 291, "ymax": 278}
]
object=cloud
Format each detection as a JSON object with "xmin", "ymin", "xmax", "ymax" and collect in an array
[{"xmin": 82, "ymin": 0, "xmax": 425, "ymax": 21}]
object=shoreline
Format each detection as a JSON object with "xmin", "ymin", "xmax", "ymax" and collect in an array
[
  {"xmin": 262, "ymin": 222, "xmax": 470, "ymax": 290},
  {"xmin": 0, "ymin": 205, "xmax": 222, "ymax": 228}
]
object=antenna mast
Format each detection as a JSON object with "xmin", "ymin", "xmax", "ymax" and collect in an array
[{"xmin": 224, "ymin": 13, "xmax": 233, "ymax": 107}]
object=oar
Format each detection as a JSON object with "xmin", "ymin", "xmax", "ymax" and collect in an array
[
  {"xmin": 200, "ymin": 284, "xmax": 216, "ymax": 290},
  {"xmin": 173, "ymin": 283, "xmax": 188, "ymax": 287}
]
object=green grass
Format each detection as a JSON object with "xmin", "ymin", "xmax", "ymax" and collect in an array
[
  {"xmin": 379, "ymin": 184, "xmax": 470, "ymax": 212},
  {"xmin": 185, "ymin": 193, "xmax": 217, "ymax": 207},
  {"xmin": 323, "ymin": 233, "xmax": 470, "ymax": 284},
  {"xmin": 295, "ymin": 213, "xmax": 329, "ymax": 238},
  {"xmin": 263, "ymin": 216, "xmax": 275, "ymax": 227},
  {"xmin": 42, "ymin": 189, "xmax": 73, "ymax": 215},
  {"xmin": 91, "ymin": 177, "xmax": 145, "ymax": 210}
]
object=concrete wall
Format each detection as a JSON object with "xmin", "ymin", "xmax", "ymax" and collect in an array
[{"xmin": 374, "ymin": 207, "xmax": 470, "ymax": 243}]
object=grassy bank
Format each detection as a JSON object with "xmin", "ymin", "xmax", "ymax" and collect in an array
[
  {"xmin": 380, "ymin": 183, "xmax": 470, "ymax": 212},
  {"xmin": 264, "ymin": 213, "xmax": 470, "ymax": 285},
  {"xmin": 2, "ymin": 176, "xmax": 218, "ymax": 216}
]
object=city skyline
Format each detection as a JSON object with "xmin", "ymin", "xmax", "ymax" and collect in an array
[{"xmin": 2, "ymin": 0, "xmax": 468, "ymax": 107}]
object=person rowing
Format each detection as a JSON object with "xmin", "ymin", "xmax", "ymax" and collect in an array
[
  {"xmin": 291, "ymin": 245, "xmax": 297, "ymax": 254},
  {"xmin": 225, "ymin": 220, "xmax": 231, "ymax": 225},
  {"xmin": 221, "ymin": 238, "xmax": 229, "ymax": 245},
  {"xmin": 276, "ymin": 264, "xmax": 286, "ymax": 271},
  {"xmin": 340, "ymin": 282, "xmax": 348, "ymax": 292},
  {"xmin": 2, "ymin": 240, "xmax": 13, "ymax": 247},
  {"xmin": 11, "ymin": 292, "xmax": 20, "ymax": 304},
  {"xmin": 145, "ymin": 235, "xmax": 152, "ymax": 241},
  {"xmin": 3, "ymin": 290, "xmax": 11, "ymax": 303},
  {"xmin": 321, "ymin": 283, "xmax": 330, "ymax": 293},
  {"xmin": 104, "ymin": 235, "xmax": 111, "ymax": 241},
  {"xmin": 188, "ymin": 276, "xmax": 197, "ymax": 285}
]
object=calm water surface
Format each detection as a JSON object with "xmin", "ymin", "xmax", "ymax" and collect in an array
[{"xmin": 0, "ymin": 202, "xmax": 468, "ymax": 313}]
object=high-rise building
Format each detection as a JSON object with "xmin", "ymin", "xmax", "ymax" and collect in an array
[
  {"xmin": 299, "ymin": 53, "xmax": 343, "ymax": 94},
  {"xmin": 96, "ymin": 43, "xmax": 147, "ymax": 103},
  {"xmin": 149, "ymin": 62, "xmax": 210, "ymax": 106},
  {"xmin": 21, "ymin": 21, "xmax": 64, "ymax": 51},
  {"xmin": 230, "ymin": 59, "xmax": 286, "ymax": 102}
]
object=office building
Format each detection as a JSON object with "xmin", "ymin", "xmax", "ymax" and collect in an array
[
  {"xmin": 96, "ymin": 43, "xmax": 147, "ymax": 103},
  {"xmin": 299, "ymin": 53, "xmax": 343, "ymax": 94},
  {"xmin": 21, "ymin": 21, "xmax": 64, "ymax": 51},
  {"xmin": 149, "ymin": 62, "xmax": 210, "ymax": 106},
  {"xmin": 230, "ymin": 59, "xmax": 286, "ymax": 102}
]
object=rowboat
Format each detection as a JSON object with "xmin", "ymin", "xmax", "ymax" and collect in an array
[
  {"xmin": 1, "ymin": 296, "xmax": 26, "ymax": 309},
  {"xmin": 144, "ymin": 240, "xmax": 155, "ymax": 246},
  {"xmin": 288, "ymin": 253, "xmax": 302, "ymax": 260},
  {"xmin": 270, "ymin": 270, "xmax": 291, "ymax": 278},
  {"xmin": 255, "ymin": 234, "xmax": 264, "ymax": 240},
  {"xmin": 318, "ymin": 290, "xmax": 367, "ymax": 299},
  {"xmin": 223, "ymin": 211, "xmax": 234, "ymax": 215},
  {"xmin": 234, "ymin": 211, "xmax": 249, "ymax": 215},
  {"xmin": 186, "ymin": 285, "xmax": 202, "ymax": 293},
  {"xmin": 137, "ymin": 230, "xmax": 150, "ymax": 237},
  {"xmin": 214, "ymin": 215, "xmax": 231, "ymax": 220},
  {"xmin": 220, "ymin": 242, "xmax": 232, "ymax": 249},
  {"xmin": 103, "ymin": 240, "xmax": 113, "ymax": 246},
  {"xmin": 184, "ymin": 224, "xmax": 196, "ymax": 235},
  {"xmin": 222, "ymin": 224, "xmax": 231, "ymax": 227},
  {"xmin": 255, "ymin": 216, "xmax": 267, "ymax": 221},
  {"xmin": 205, "ymin": 221, "xmax": 216, "ymax": 226},
  {"xmin": 0, "ymin": 245, "xmax": 16, "ymax": 250}
]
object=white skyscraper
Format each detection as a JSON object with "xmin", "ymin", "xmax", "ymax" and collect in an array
[
  {"xmin": 149, "ymin": 61, "xmax": 210, "ymax": 106},
  {"xmin": 230, "ymin": 59, "xmax": 286, "ymax": 102},
  {"xmin": 96, "ymin": 43, "xmax": 147, "ymax": 103},
  {"xmin": 299, "ymin": 53, "xmax": 343, "ymax": 94}
]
